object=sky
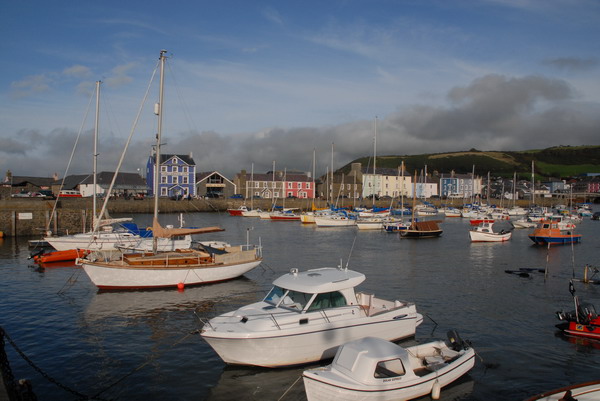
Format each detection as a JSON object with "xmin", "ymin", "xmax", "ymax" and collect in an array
[{"xmin": 2, "ymin": 0, "xmax": 600, "ymax": 179}]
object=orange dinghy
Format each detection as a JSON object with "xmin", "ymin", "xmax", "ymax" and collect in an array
[{"xmin": 34, "ymin": 249, "xmax": 89, "ymax": 264}]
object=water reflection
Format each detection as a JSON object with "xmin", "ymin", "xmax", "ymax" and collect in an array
[{"xmin": 84, "ymin": 278, "xmax": 262, "ymax": 323}]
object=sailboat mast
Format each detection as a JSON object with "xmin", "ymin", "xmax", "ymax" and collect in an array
[
  {"xmin": 373, "ymin": 117, "xmax": 377, "ymax": 205},
  {"xmin": 93, "ymin": 80, "xmax": 100, "ymax": 224},
  {"xmin": 153, "ymin": 50, "xmax": 167, "ymax": 252},
  {"xmin": 312, "ymin": 148, "xmax": 316, "ymax": 200},
  {"xmin": 531, "ymin": 160, "xmax": 535, "ymax": 206}
]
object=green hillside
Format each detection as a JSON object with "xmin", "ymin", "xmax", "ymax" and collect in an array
[{"xmin": 344, "ymin": 145, "xmax": 600, "ymax": 179}]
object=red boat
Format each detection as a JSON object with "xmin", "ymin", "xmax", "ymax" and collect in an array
[
  {"xmin": 34, "ymin": 249, "xmax": 89, "ymax": 264},
  {"xmin": 556, "ymin": 280, "xmax": 600, "ymax": 340},
  {"xmin": 227, "ymin": 205, "xmax": 249, "ymax": 216},
  {"xmin": 469, "ymin": 218, "xmax": 494, "ymax": 226}
]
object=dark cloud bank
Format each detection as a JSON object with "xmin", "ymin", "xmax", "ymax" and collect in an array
[{"xmin": 4, "ymin": 74, "xmax": 599, "ymax": 179}]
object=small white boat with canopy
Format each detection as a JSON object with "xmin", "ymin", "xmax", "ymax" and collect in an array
[
  {"xmin": 200, "ymin": 266, "xmax": 422, "ymax": 367},
  {"xmin": 303, "ymin": 331, "xmax": 476, "ymax": 401}
]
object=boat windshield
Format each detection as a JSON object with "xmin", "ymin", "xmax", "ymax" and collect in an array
[
  {"xmin": 264, "ymin": 286, "xmax": 313, "ymax": 310},
  {"xmin": 279, "ymin": 290, "xmax": 312, "ymax": 310},
  {"xmin": 264, "ymin": 286, "xmax": 286, "ymax": 306}
]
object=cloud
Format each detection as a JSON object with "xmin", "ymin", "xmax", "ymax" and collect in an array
[
  {"xmin": 63, "ymin": 65, "xmax": 92, "ymax": 78},
  {"xmin": 543, "ymin": 57, "xmax": 599, "ymax": 71},
  {"xmin": 10, "ymin": 74, "xmax": 53, "ymax": 99},
  {"xmin": 103, "ymin": 62, "xmax": 136, "ymax": 87},
  {"xmin": 3, "ymin": 73, "xmax": 599, "ymax": 179},
  {"xmin": 262, "ymin": 7, "xmax": 284, "ymax": 26}
]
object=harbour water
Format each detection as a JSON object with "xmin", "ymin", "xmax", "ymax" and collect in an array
[{"xmin": 1, "ymin": 212, "xmax": 599, "ymax": 400}]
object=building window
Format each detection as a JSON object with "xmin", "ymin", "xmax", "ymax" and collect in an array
[
  {"xmin": 288, "ymin": 183, "xmax": 293, "ymax": 189},
  {"xmin": 173, "ymin": 176, "xmax": 178, "ymax": 184},
  {"xmin": 161, "ymin": 166, "xmax": 167, "ymax": 173},
  {"xmin": 182, "ymin": 176, "xmax": 188, "ymax": 184},
  {"xmin": 161, "ymin": 187, "xmax": 167, "ymax": 196},
  {"xmin": 182, "ymin": 166, "xmax": 188, "ymax": 173},
  {"xmin": 161, "ymin": 176, "xmax": 167, "ymax": 184}
]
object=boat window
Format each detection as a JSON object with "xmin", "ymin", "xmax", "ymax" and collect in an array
[
  {"xmin": 307, "ymin": 291, "xmax": 347, "ymax": 311},
  {"xmin": 280, "ymin": 290, "xmax": 311, "ymax": 310},
  {"xmin": 374, "ymin": 359, "xmax": 405, "ymax": 378},
  {"xmin": 264, "ymin": 286, "xmax": 285, "ymax": 306}
]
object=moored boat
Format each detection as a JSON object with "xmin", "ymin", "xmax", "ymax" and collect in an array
[
  {"xmin": 555, "ymin": 280, "xmax": 600, "ymax": 340},
  {"xmin": 78, "ymin": 51, "xmax": 263, "ymax": 290},
  {"xmin": 525, "ymin": 380, "xmax": 600, "ymax": 401},
  {"xmin": 200, "ymin": 266, "xmax": 423, "ymax": 367},
  {"xmin": 469, "ymin": 222, "xmax": 512, "ymax": 242},
  {"xmin": 34, "ymin": 248, "xmax": 89, "ymax": 264},
  {"xmin": 302, "ymin": 330, "xmax": 475, "ymax": 401},
  {"xmin": 528, "ymin": 219, "xmax": 582, "ymax": 245},
  {"xmin": 227, "ymin": 205, "xmax": 250, "ymax": 216}
]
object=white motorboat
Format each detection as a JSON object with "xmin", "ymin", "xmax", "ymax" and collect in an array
[
  {"xmin": 45, "ymin": 225, "xmax": 141, "ymax": 251},
  {"xmin": 469, "ymin": 222, "xmax": 512, "ymax": 242},
  {"xmin": 525, "ymin": 380, "xmax": 600, "ymax": 401},
  {"xmin": 200, "ymin": 267, "xmax": 423, "ymax": 367},
  {"xmin": 512, "ymin": 217, "xmax": 537, "ymax": 229},
  {"xmin": 303, "ymin": 331, "xmax": 475, "ymax": 401},
  {"xmin": 314, "ymin": 213, "xmax": 357, "ymax": 227}
]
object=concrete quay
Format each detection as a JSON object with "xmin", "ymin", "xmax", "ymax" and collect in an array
[{"xmin": 0, "ymin": 196, "xmax": 574, "ymax": 237}]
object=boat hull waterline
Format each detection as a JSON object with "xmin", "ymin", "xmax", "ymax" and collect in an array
[{"xmin": 202, "ymin": 312, "xmax": 423, "ymax": 367}]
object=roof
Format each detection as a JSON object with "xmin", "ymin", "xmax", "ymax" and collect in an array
[
  {"xmin": 241, "ymin": 172, "xmax": 312, "ymax": 182},
  {"xmin": 80, "ymin": 172, "xmax": 146, "ymax": 187},
  {"xmin": 55, "ymin": 174, "xmax": 91, "ymax": 190},
  {"xmin": 273, "ymin": 267, "xmax": 365, "ymax": 293},
  {"xmin": 150, "ymin": 154, "xmax": 195, "ymax": 165},
  {"xmin": 8, "ymin": 176, "xmax": 57, "ymax": 187},
  {"xmin": 196, "ymin": 171, "xmax": 234, "ymax": 185}
]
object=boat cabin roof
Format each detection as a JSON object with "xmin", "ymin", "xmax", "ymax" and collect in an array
[
  {"xmin": 273, "ymin": 267, "xmax": 365, "ymax": 294},
  {"xmin": 332, "ymin": 336, "xmax": 408, "ymax": 384}
]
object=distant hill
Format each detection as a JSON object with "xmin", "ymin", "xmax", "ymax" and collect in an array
[{"xmin": 343, "ymin": 145, "xmax": 600, "ymax": 179}]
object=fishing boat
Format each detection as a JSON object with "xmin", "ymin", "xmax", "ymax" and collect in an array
[
  {"xmin": 78, "ymin": 51, "xmax": 262, "ymax": 290},
  {"xmin": 270, "ymin": 209, "xmax": 301, "ymax": 221},
  {"xmin": 528, "ymin": 219, "xmax": 582, "ymax": 245},
  {"xmin": 200, "ymin": 266, "xmax": 423, "ymax": 367},
  {"xmin": 525, "ymin": 380, "xmax": 600, "ymax": 401},
  {"xmin": 469, "ymin": 222, "xmax": 512, "ymax": 242},
  {"xmin": 555, "ymin": 280, "xmax": 599, "ymax": 340},
  {"xmin": 400, "ymin": 172, "xmax": 442, "ymax": 239},
  {"xmin": 302, "ymin": 331, "xmax": 475, "ymax": 401},
  {"xmin": 227, "ymin": 205, "xmax": 249, "ymax": 216}
]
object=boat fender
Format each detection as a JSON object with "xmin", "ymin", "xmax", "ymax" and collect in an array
[{"xmin": 431, "ymin": 379, "xmax": 441, "ymax": 399}]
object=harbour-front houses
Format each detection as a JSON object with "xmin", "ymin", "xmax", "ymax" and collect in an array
[
  {"xmin": 79, "ymin": 172, "xmax": 147, "ymax": 198},
  {"xmin": 233, "ymin": 170, "xmax": 315, "ymax": 199},
  {"xmin": 440, "ymin": 172, "xmax": 482, "ymax": 199},
  {"xmin": 147, "ymin": 153, "xmax": 196, "ymax": 198},
  {"xmin": 196, "ymin": 171, "xmax": 236, "ymax": 198}
]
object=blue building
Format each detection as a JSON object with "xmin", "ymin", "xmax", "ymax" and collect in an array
[{"xmin": 146, "ymin": 153, "xmax": 196, "ymax": 198}]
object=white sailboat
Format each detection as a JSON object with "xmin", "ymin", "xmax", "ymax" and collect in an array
[
  {"xmin": 45, "ymin": 81, "xmax": 142, "ymax": 251},
  {"xmin": 79, "ymin": 50, "xmax": 262, "ymax": 290}
]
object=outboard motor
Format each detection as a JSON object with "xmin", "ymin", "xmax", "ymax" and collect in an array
[{"xmin": 447, "ymin": 329, "xmax": 468, "ymax": 351}]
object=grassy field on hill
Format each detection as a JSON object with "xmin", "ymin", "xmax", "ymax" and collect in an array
[{"xmin": 346, "ymin": 145, "xmax": 600, "ymax": 179}]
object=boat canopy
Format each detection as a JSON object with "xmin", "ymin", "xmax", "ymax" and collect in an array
[
  {"xmin": 272, "ymin": 267, "xmax": 365, "ymax": 294},
  {"xmin": 151, "ymin": 217, "xmax": 224, "ymax": 238},
  {"xmin": 333, "ymin": 337, "xmax": 408, "ymax": 385}
]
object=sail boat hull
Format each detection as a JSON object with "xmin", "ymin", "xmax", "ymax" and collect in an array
[{"xmin": 81, "ymin": 248, "xmax": 262, "ymax": 289}]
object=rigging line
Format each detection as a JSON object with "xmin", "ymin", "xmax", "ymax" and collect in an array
[
  {"xmin": 45, "ymin": 88, "xmax": 96, "ymax": 233},
  {"xmin": 166, "ymin": 61, "xmax": 197, "ymax": 133},
  {"xmin": 278, "ymin": 375, "xmax": 302, "ymax": 401},
  {"xmin": 345, "ymin": 234, "xmax": 358, "ymax": 270},
  {"xmin": 94, "ymin": 59, "xmax": 160, "ymax": 233}
]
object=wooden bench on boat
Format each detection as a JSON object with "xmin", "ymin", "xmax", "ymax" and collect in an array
[{"xmin": 122, "ymin": 249, "xmax": 213, "ymax": 266}]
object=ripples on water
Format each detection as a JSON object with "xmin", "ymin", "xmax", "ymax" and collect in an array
[{"xmin": 1, "ymin": 212, "xmax": 599, "ymax": 400}]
